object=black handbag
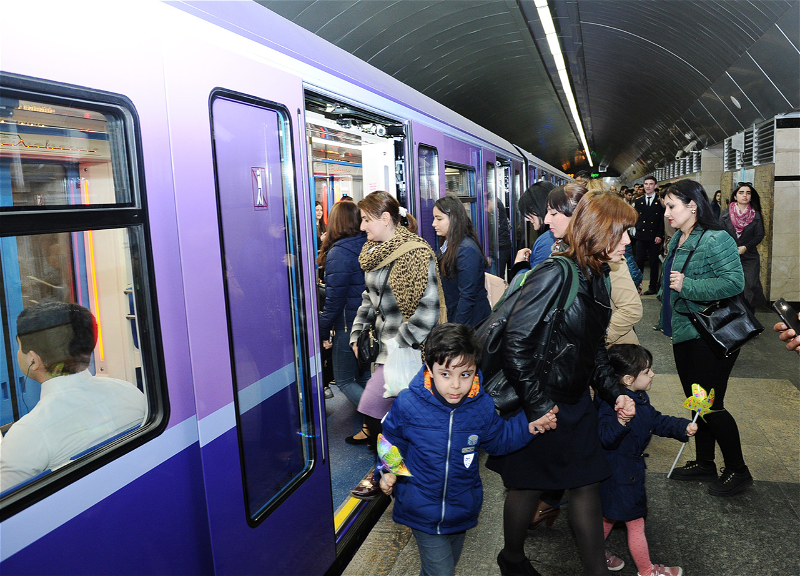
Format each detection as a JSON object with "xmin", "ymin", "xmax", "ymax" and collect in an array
[
  {"xmin": 675, "ymin": 231, "xmax": 764, "ymax": 358},
  {"xmin": 356, "ymin": 263, "xmax": 393, "ymax": 369},
  {"xmin": 477, "ymin": 256, "xmax": 579, "ymax": 413}
]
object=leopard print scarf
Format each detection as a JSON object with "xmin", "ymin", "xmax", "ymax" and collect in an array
[{"xmin": 359, "ymin": 226, "xmax": 436, "ymax": 321}]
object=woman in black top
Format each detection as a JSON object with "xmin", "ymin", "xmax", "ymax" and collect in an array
[{"xmin": 719, "ymin": 183, "xmax": 767, "ymax": 310}]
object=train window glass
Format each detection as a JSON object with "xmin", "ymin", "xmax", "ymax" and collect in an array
[
  {"xmin": 485, "ymin": 162, "xmax": 498, "ymax": 276},
  {"xmin": 418, "ymin": 145, "xmax": 439, "ymax": 247},
  {"xmin": 211, "ymin": 94, "xmax": 312, "ymax": 524},
  {"xmin": 444, "ymin": 163, "xmax": 476, "ymax": 222},
  {"xmin": 0, "ymin": 85, "xmax": 159, "ymax": 509},
  {"xmin": 0, "ymin": 100, "xmax": 130, "ymax": 207}
]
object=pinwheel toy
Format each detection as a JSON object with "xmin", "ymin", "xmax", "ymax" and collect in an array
[
  {"xmin": 667, "ymin": 383, "xmax": 715, "ymax": 478},
  {"xmin": 376, "ymin": 433, "xmax": 412, "ymax": 477}
]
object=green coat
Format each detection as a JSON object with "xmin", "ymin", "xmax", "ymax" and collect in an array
[{"xmin": 659, "ymin": 226, "xmax": 745, "ymax": 344}]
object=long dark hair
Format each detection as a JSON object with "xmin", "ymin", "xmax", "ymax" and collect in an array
[
  {"xmin": 518, "ymin": 181, "xmax": 555, "ymax": 227},
  {"xmin": 318, "ymin": 200, "xmax": 362, "ymax": 266},
  {"xmin": 315, "ymin": 201, "xmax": 327, "ymax": 235},
  {"xmin": 730, "ymin": 183, "xmax": 762, "ymax": 214},
  {"xmin": 664, "ymin": 179, "xmax": 722, "ymax": 231},
  {"xmin": 434, "ymin": 195, "xmax": 487, "ymax": 279}
]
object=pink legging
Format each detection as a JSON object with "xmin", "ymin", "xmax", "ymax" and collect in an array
[{"xmin": 603, "ymin": 517, "xmax": 652, "ymax": 576}]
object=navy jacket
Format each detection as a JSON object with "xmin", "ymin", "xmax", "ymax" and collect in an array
[
  {"xmin": 319, "ymin": 233, "xmax": 367, "ymax": 337},
  {"xmin": 633, "ymin": 195, "xmax": 665, "ymax": 242},
  {"xmin": 438, "ymin": 238, "xmax": 491, "ymax": 327},
  {"xmin": 596, "ymin": 389, "xmax": 690, "ymax": 521},
  {"xmin": 380, "ymin": 366, "xmax": 533, "ymax": 535}
]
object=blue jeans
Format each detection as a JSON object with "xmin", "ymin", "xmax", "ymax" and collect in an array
[
  {"xmin": 332, "ymin": 329, "xmax": 370, "ymax": 408},
  {"xmin": 412, "ymin": 529, "xmax": 466, "ymax": 576}
]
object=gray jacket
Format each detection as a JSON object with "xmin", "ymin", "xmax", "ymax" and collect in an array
[{"xmin": 350, "ymin": 258, "xmax": 440, "ymax": 364}]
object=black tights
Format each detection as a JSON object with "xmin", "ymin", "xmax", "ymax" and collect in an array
[
  {"xmin": 363, "ymin": 415, "xmax": 382, "ymax": 451},
  {"xmin": 502, "ymin": 484, "xmax": 606, "ymax": 575}
]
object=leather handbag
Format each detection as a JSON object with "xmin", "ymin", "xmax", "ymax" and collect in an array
[
  {"xmin": 676, "ymin": 231, "xmax": 764, "ymax": 358},
  {"xmin": 356, "ymin": 263, "xmax": 393, "ymax": 369}
]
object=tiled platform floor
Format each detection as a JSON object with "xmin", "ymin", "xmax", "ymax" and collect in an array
[{"xmin": 343, "ymin": 297, "xmax": 800, "ymax": 576}]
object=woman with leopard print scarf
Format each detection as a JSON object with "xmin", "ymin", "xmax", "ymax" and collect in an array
[{"xmin": 348, "ymin": 192, "xmax": 445, "ymax": 466}]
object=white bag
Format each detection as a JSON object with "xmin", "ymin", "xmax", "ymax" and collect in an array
[{"xmin": 382, "ymin": 338, "xmax": 422, "ymax": 398}]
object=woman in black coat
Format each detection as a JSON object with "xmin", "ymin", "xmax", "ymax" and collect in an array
[
  {"xmin": 719, "ymin": 183, "xmax": 767, "ymax": 310},
  {"xmin": 488, "ymin": 193, "xmax": 638, "ymax": 576},
  {"xmin": 432, "ymin": 196, "xmax": 491, "ymax": 326}
]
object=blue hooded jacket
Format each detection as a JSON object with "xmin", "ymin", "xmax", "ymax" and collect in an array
[
  {"xmin": 319, "ymin": 233, "xmax": 367, "ymax": 338},
  {"xmin": 595, "ymin": 389, "xmax": 690, "ymax": 521},
  {"xmin": 379, "ymin": 366, "xmax": 533, "ymax": 535}
]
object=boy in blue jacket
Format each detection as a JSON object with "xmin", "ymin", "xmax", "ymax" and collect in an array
[{"xmin": 379, "ymin": 323, "xmax": 538, "ymax": 576}]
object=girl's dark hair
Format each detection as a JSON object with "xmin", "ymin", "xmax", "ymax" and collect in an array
[
  {"xmin": 357, "ymin": 191, "xmax": 400, "ymax": 226},
  {"xmin": 607, "ymin": 344, "xmax": 653, "ymax": 381},
  {"xmin": 315, "ymin": 201, "xmax": 327, "ymax": 235},
  {"xmin": 730, "ymin": 183, "xmax": 762, "ymax": 214},
  {"xmin": 547, "ymin": 182, "xmax": 588, "ymax": 217},
  {"xmin": 518, "ymin": 181, "xmax": 555, "ymax": 222},
  {"xmin": 663, "ymin": 179, "xmax": 723, "ymax": 231},
  {"xmin": 434, "ymin": 195, "xmax": 487, "ymax": 278},
  {"xmin": 424, "ymin": 323, "xmax": 482, "ymax": 370},
  {"xmin": 318, "ymin": 200, "xmax": 362, "ymax": 266}
]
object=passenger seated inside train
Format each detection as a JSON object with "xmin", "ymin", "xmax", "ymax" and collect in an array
[{"xmin": 0, "ymin": 301, "xmax": 146, "ymax": 493}]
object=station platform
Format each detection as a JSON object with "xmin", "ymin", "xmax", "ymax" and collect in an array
[{"xmin": 342, "ymin": 296, "xmax": 800, "ymax": 576}]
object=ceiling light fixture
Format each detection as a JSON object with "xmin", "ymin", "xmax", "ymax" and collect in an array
[{"xmin": 534, "ymin": 0, "xmax": 592, "ymax": 167}]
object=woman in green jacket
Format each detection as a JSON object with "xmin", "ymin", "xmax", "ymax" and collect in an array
[{"xmin": 659, "ymin": 179, "xmax": 751, "ymax": 497}]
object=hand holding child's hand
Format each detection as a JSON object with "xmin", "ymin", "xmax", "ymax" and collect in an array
[
  {"xmin": 615, "ymin": 395, "xmax": 636, "ymax": 420},
  {"xmin": 379, "ymin": 472, "xmax": 396, "ymax": 496},
  {"xmin": 686, "ymin": 422, "xmax": 698, "ymax": 437},
  {"xmin": 530, "ymin": 406, "xmax": 559, "ymax": 434}
]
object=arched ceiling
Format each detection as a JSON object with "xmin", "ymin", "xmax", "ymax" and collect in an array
[{"xmin": 258, "ymin": 0, "xmax": 799, "ymax": 178}]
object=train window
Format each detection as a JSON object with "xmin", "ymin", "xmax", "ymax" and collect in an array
[
  {"xmin": 210, "ymin": 93, "xmax": 313, "ymax": 524},
  {"xmin": 418, "ymin": 145, "xmax": 439, "ymax": 247},
  {"xmin": 444, "ymin": 163, "xmax": 476, "ymax": 222},
  {"xmin": 0, "ymin": 79, "xmax": 161, "ymax": 513},
  {"xmin": 485, "ymin": 162, "xmax": 498, "ymax": 276},
  {"xmin": 0, "ymin": 100, "xmax": 131, "ymax": 207}
]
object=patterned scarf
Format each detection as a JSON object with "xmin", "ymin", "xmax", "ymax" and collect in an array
[
  {"xmin": 359, "ymin": 226, "xmax": 437, "ymax": 321},
  {"xmin": 728, "ymin": 202, "xmax": 755, "ymax": 238}
]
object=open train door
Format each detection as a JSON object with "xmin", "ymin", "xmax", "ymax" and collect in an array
[{"xmin": 160, "ymin": 4, "xmax": 335, "ymax": 574}]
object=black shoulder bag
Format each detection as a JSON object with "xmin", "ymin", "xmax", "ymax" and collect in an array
[
  {"xmin": 675, "ymin": 231, "xmax": 763, "ymax": 358},
  {"xmin": 356, "ymin": 262, "xmax": 394, "ymax": 369}
]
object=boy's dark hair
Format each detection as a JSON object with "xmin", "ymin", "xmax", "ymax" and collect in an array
[
  {"xmin": 607, "ymin": 344, "xmax": 653, "ymax": 381},
  {"xmin": 424, "ymin": 323, "xmax": 482, "ymax": 370},
  {"xmin": 17, "ymin": 301, "xmax": 97, "ymax": 374}
]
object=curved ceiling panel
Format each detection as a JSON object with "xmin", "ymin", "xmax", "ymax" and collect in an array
[{"xmin": 258, "ymin": 0, "xmax": 799, "ymax": 177}]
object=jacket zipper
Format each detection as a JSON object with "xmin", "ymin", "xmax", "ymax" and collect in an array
[{"xmin": 437, "ymin": 409, "xmax": 455, "ymax": 534}]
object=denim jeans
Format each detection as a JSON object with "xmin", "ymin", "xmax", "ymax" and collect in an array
[
  {"xmin": 332, "ymin": 330, "xmax": 370, "ymax": 408},
  {"xmin": 411, "ymin": 529, "xmax": 466, "ymax": 576}
]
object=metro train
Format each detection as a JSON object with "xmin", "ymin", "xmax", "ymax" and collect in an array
[{"xmin": 0, "ymin": 2, "xmax": 569, "ymax": 574}]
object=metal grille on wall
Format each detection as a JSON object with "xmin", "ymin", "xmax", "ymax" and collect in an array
[
  {"xmin": 723, "ymin": 119, "xmax": 775, "ymax": 171},
  {"xmin": 754, "ymin": 119, "xmax": 775, "ymax": 165}
]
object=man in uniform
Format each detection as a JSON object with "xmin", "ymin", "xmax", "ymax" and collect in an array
[{"xmin": 633, "ymin": 176, "xmax": 665, "ymax": 295}]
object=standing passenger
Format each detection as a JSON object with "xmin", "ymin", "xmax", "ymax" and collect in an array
[
  {"xmin": 348, "ymin": 192, "xmax": 444, "ymax": 498},
  {"xmin": 432, "ymin": 196, "xmax": 491, "ymax": 327},
  {"xmin": 661, "ymin": 179, "xmax": 752, "ymax": 496},
  {"xmin": 633, "ymin": 176, "xmax": 665, "ymax": 295},
  {"xmin": 487, "ymin": 193, "xmax": 638, "ymax": 576},
  {"xmin": 720, "ymin": 183, "xmax": 767, "ymax": 311},
  {"xmin": 317, "ymin": 201, "xmax": 370, "ymax": 443}
]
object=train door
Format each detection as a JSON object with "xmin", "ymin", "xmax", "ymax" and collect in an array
[
  {"xmin": 411, "ymin": 123, "xmax": 445, "ymax": 248},
  {"xmin": 481, "ymin": 149, "xmax": 499, "ymax": 276},
  {"xmin": 511, "ymin": 160, "xmax": 525, "ymax": 256},
  {"xmin": 161, "ymin": 31, "xmax": 335, "ymax": 575}
]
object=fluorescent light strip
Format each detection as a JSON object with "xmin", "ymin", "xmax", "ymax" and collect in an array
[{"xmin": 535, "ymin": 2, "xmax": 592, "ymax": 167}]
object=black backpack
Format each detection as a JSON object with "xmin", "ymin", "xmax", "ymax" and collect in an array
[{"xmin": 475, "ymin": 255, "xmax": 579, "ymax": 413}]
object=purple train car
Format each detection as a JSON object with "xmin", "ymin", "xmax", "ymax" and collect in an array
[{"xmin": 0, "ymin": 1, "xmax": 568, "ymax": 574}]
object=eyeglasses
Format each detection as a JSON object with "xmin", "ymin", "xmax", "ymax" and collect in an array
[{"xmin": 736, "ymin": 182, "xmax": 752, "ymax": 187}]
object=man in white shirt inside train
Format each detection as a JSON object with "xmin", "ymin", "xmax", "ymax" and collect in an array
[{"xmin": 0, "ymin": 301, "xmax": 146, "ymax": 493}]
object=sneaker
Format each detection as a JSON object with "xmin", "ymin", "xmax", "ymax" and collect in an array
[
  {"xmin": 605, "ymin": 550, "xmax": 625, "ymax": 571},
  {"xmin": 323, "ymin": 386, "xmax": 334, "ymax": 399},
  {"xmin": 669, "ymin": 460, "xmax": 717, "ymax": 481},
  {"xmin": 638, "ymin": 564, "xmax": 683, "ymax": 576},
  {"xmin": 496, "ymin": 551, "xmax": 542, "ymax": 576},
  {"xmin": 707, "ymin": 466, "xmax": 753, "ymax": 496}
]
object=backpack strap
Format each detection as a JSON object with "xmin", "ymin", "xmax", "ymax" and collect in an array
[{"xmin": 549, "ymin": 255, "xmax": 579, "ymax": 312}]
